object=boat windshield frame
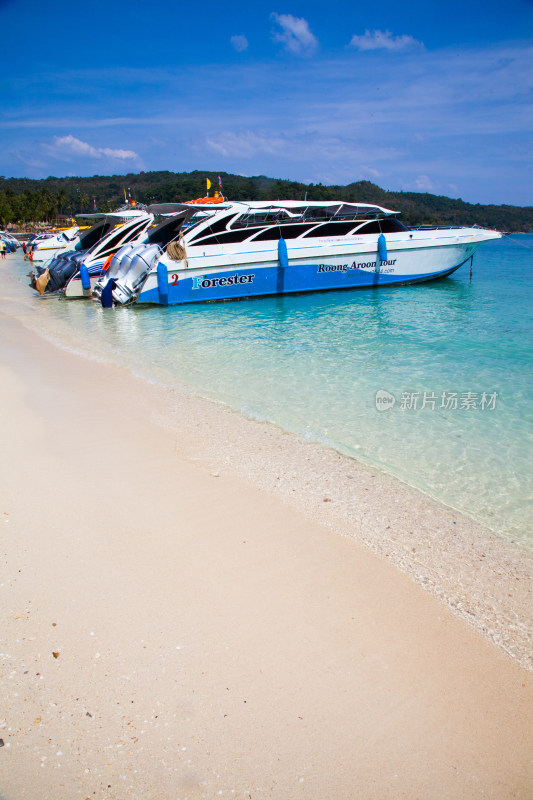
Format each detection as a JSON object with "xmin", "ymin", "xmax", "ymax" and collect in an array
[
  {"xmin": 229, "ymin": 203, "xmax": 393, "ymax": 229},
  {"xmin": 179, "ymin": 201, "xmax": 401, "ymax": 245}
]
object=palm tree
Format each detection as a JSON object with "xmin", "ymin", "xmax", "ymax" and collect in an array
[{"xmin": 56, "ymin": 188, "xmax": 69, "ymax": 215}]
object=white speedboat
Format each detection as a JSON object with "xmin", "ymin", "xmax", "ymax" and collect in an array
[
  {"xmin": 63, "ymin": 210, "xmax": 155, "ymax": 298},
  {"xmin": 29, "ymin": 226, "xmax": 80, "ymax": 261},
  {"xmin": 92, "ymin": 206, "xmax": 194, "ymax": 304},
  {"xmin": 1, "ymin": 231, "xmax": 22, "ymax": 251},
  {"xmin": 100, "ymin": 200, "xmax": 501, "ymax": 307},
  {"xmin": 31, "ymin": 210, "xmax": 155, "ymax": 296}
]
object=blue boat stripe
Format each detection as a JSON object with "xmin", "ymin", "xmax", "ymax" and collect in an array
[{"xmin": 138, "ymin": 259, "xmax": 467, "ymax": 305}]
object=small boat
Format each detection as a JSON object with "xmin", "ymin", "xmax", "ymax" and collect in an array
[
  {"xmin": 98, "ymin": 200, "xmax": 501, "ymax": 307},
  {"xmin": 28, "ymin": 226, "xmax": 80, "ymax": 261},
  {"xmin": 1, "ymin": 231, "xmax": 22, "ymax": 252}
]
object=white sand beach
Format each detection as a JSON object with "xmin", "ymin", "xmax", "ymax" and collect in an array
[{"xmin": 0, "ymin": 281, "xmax": 532, "ymax": 798}]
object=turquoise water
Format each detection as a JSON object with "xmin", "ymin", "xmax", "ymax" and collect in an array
[{"xmin": 6, "ymin": 236, "xmax": 533, "ymax": 546}]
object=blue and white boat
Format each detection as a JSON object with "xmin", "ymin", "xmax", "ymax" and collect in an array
[
  {"xmin": 1, "ymin": 231, "xmax": 22, "ymax": 252},
  {"xmin": 62, "ymin": 210, "xmax": 154, "ymax": 297},
  {"xmin": 31, "ymin": 210, "xmax": 155, "ymax": 295},
  {"xmin": 96, "ymin": 200, "xmax": 502, "ymax": 306}
]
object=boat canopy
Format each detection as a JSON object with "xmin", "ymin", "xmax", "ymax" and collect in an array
[
  {"xmin": 145, "ymin": 208, "xmax": 196, "ymax": 245},
  {"xmin": 76, "ymin": 218, "xmax": 116, "ymax": 250},
  {"xmin": 226, "ymin": 200, "xmax": 397, "ymax": 215},
  {"xmin": 184, "ymin": 201, "xmax": 400, "ymax": 229},
  {"xmin": 146, "ymin": 203, "xmax": 193, "ymax": 216}
]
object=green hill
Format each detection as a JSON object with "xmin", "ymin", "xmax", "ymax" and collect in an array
[{"xmin": 1, "ymin": 171, "xmax": 531, "ymax": 231}]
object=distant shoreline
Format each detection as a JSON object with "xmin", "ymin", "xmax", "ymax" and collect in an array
[{"xmin": 2, "ymin": 171, "xmax": 532, "ymax": 231}]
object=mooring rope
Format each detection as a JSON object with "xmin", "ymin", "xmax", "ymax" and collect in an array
[
  {"xmin": 504, "ymin": 234, "xmax": 533, "ymax": 251},
  {"xmin": 166, "ymin": 235, "xmax": 187, "ymax": 263}
]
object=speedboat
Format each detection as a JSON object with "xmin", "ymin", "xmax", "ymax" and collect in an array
[
  {"xmin": 28, "ymin": 226, "xmax": 80, "ymax": 261},
  {"xmin": 93, "ymin": 205, "xmax": 195, "ymax": 303},
  {"xmin": 100, "ymin": 200, "xmax": 501, "ymax": 307},
  {"xmin": 1, "ymin": 231, "xmax": 22, "ymax": 251},
  {"xmin": 31, "ymin": 210, "xmax": 154, "ymax": 296}
]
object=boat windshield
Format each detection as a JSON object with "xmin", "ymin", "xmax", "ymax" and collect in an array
[
  {"xmin": 77, "ymin": 218, "xmax": 115, "ymax": 250},
  {"xmin": 231, "ymin": 209, "xmax": 297, "ymax": 228},
  {"xmin": 182, "ymin": 209, "xmax": 218, "ymax": 231},
  {"xmin": 230, "ymin": 203, "xmax": 387, "ymax": 228},
  {"xmin": 147, "ymin": 211, "xmax": 192, "ymax": 246}
]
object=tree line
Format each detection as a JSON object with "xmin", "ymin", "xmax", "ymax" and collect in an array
[{"xmin": 1, "ymin": 172, "xmax": 532, "ymax": 231}]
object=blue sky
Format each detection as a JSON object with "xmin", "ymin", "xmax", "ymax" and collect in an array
[{"xmin": 1, "ymin": 0, "xmax": 532, "ymax": 205}]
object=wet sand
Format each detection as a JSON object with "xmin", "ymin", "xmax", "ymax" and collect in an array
[{"xmin": 0, "ymin": 297, "xmax": 532, "ymax": 799}]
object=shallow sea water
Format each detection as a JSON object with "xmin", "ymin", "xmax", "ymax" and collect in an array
[{"xmin": 5, "ymin": 235, "xmax": 533, "ymax": 547}]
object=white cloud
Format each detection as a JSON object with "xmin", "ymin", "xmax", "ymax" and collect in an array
[
  {"xmin": 99, "ymin": 146, "xmax": 139, "ymax": 159},
  {"xmin": 349, "ymin": 29, "xmax": 424, "ymax": 52},
  {"xmin": 201, "ymin": 128, "xmax": 400, "ymax": 173},
  {"xmin": 204, "ymin": 130, "xmax": 283, "ymax": 158},
  {"xmin": 271, "ymin": 13, "xmax": 318, "ymax": 57},
  {"xmin": 45, "ymin": 134, "xmax": 139, "ymax": 161},
  {"xmin": 231, "ymin": 35, "xmax": 248, "ymax": 52},
  {"xmin": 361, "ymin": 165, "xmax": 383, "ymax": 179},
  {"xmin": 13, "ymin": 150, "xmax": 47, "ymax": 170},
  {"xmin": 414, "ymin": 175, "xmax": 435, "ymax": 191}
]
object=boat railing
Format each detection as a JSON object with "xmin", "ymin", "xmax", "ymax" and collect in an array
[{"xmin": 413, "ymin": 225, "xmax": 464, "ymax": 231}]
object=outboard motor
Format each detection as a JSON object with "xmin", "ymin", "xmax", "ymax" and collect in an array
[
  {"xmin": 46, "ymin": 249, "xmax": 79, "ymax": 274},
  {"xmin": 30, "ymin": 250, "xmax": 74, "ymax": 287},
  {"xmin": 93, "ymin": 242, "xmax": 146, "ymax": 300},
  {"xmin": 44, "ymin": 252, "xmax": 84, "ymax": 293},
  {"xmin": 113, "ymin": 242, "xmax": 153, "ymax": 284},
  {"xmin": 112, "ymin": 244, "xmax": 162, "ymax": 305}
]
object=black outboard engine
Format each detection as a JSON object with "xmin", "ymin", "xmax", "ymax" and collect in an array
[
  {"xmin": 30, "ymin": 249, "xmax": 77, "ymax": 286},
  {"xmin": 38, "ymin": 251, "xmax": 87, "ymax": 293},
  {"xmin": 47, "ymin": 250, "xmax": 75, "ymax": 273},
  {"xmin": 59, "ymin": 252, "xmax": 88, "ymax": 289}
]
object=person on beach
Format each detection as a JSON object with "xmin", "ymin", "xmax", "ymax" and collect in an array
[{"xmin": 0, "ymin": 240, "xmax": 6, "ymax": 259}]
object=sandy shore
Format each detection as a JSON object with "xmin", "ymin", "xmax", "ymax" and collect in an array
[{"xmin": 0, "ymin": 296, "xmax": 532, "ymax": 799}]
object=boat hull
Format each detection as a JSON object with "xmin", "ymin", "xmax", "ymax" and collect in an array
[
  {"xmin": 136, "ymin": 235, "xmax": 495, "ymax": 306},
  {"xmin": 63, "ymin": 262, "xmax": 106, "ymax": 298},
  {"xmin": 31, "ymin": 244, "xmax": 73, "ymax": 262}
]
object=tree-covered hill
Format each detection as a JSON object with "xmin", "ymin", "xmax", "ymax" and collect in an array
[{"xmin": 0, "ymin": 171, "xmax": 531, "ymax": 231}]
